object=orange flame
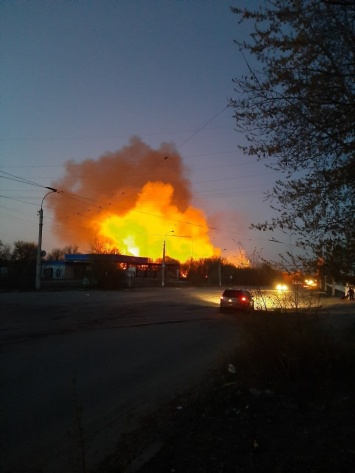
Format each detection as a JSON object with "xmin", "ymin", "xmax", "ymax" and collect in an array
[
  {"xmin": 98, "ymin": 181, "xmax": 217, "ymax": 261},
  {"xmin": 50, "ymin": 137, "xmax": 220, "ymax": 260}
]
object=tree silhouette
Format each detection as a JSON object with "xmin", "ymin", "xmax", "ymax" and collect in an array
[{"xmin": 230, "ymin": 0, "xmax": 355, "ymax": 277}]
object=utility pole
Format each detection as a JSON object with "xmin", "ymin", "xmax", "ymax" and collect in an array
[
  {"xmin": 162, "ymin": 230, "xmax": 174, "ymax": 287},
  {"xmin": 35, "ymin": 187, "xmax": 57, "ymax": 290},
  {"xmin": 218, "ymin": 248, "xmax": 226, "ymax": 287}
]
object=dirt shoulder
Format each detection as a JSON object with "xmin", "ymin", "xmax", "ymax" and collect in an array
[
  {"xmin": 137, "ymin": 379, "xmax": 354, "ymax": 473},
  {"xmin": 96, "ymin": 299, "xmax": 355, "ymax": 473}
]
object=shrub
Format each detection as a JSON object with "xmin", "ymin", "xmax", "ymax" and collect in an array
[{"xmin": 233, "ymin": 311, "xmax": 355, "ymax": 405}]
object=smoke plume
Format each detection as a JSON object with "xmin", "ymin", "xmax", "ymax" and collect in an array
[{"xmin": 51, "ymin": 136, "xmax": 217, "ymax": 261}]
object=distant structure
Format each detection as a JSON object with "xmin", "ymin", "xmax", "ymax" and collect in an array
[{"xmin": 41, "ymin": 254, "xmax": 179, "ymax": 287}]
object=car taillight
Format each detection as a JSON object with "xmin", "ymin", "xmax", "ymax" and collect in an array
[{"xmin": 241, "ymin": 297, "xmax": 247, "ymax": 301}]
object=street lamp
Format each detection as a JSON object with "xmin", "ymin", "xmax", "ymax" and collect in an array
[
  {"xmin": 35, "ymin": 187, "xmax": 57, "ymax": 290},
  {"xmin": 162, "ymin": 230, "xmax": 174, "ymax": 287},
  {"xmin": 218, "ymin": 248, "xmax": 226, "ymax": 287}
]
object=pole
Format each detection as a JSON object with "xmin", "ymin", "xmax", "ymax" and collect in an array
[
  {"xmin": 218, "ymin": 248, "xmax": 226, "ymax": 287},
  {"xmin": 218, "ymin": 256, "xmax": 222, "ymax": 287},
  {"xmin": 162, "ymin": 240, "xmax": 166, "ymax": 287},
  {"xmin": 162, "ymin": 230, "xmax": 174, "ymax": 287},
  {"xmin": 35, "ymin": 187, "xmax": 57, "ymax": 290},
  {"xmin": 35, "ymin": 207, "xmax": 44, "ymax": 290}
]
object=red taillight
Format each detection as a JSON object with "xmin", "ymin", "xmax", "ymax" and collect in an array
[{"xmin": 241, "ymin": 296, "xmax": 247, "ymax": 301}]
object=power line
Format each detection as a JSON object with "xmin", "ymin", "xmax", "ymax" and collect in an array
[
  {"xmin": 0, "ymin": 124, "xmax": 231, "ymax": 143},
  {"xmin": 176, "ymin": 105, "xmax": 229, "ymax": 150},
  {"xmin": 0, "ymin": 170, "xmax": 54, "ymax": 190}
]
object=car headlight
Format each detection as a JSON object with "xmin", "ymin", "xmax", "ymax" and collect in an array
[{"xmin": 276, "ymin": 284, "xmax": 288, "ymax": 291}]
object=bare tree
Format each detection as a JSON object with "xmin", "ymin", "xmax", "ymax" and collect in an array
[
  {"xmin": 11, "ymin": 241, "xmax": 37, "ymax": 261},
  {"xmin": 46, "ymin": 245, "xmax": 80, "ymax": 260},
  {"xmin": 230, "ymin": 0, "xmax": 355, "ymax": 277},
  {"xmin": 89, "ymin": 236, "xmax": 121, "ymax": 255},
  {"xmin": 63, "ymin": 245, "xmax": 79, "ymax": 254},
  {"xmin": 0, "ymin": 240, "xmax": 12, "ymax": 261},
  {"xmin": 46, "ymin": 248, "xmax": 65, "ymax": 261}
]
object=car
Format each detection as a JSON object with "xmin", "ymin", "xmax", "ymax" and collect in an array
[{"xmin": 219, "ymin": 288, "xmax": 254, "ymax": 313}]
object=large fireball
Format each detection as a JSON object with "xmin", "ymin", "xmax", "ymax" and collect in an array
[
  {"xmin": 50, "ymin": 136, "xmax": 219, "ymax": 261},
  {"xmin": 99, "ymin": 181, "xmax": 215, "ymax": 260}
]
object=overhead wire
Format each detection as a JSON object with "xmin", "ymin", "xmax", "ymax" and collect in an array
[
  {"xmin": 0, "ymin": 174, "xmax": 265, "ymax": 247},
  {"xmin": 0, "ymin": 104, "xmax": 277, "ymax": 248},
  {"xmin": 0, "ymin": 170, "xmax": 51, "ymax": 189},
  {"xmin": 176, "ymin": 105, "xmax": 229, "ymax": 150},
  {"xmin": 0, "ymin": 194, "xmax": 39, "ymax": 207},
  {"xmin": 42, "ymin": 106, "xmax": 235, "ymax": 234}
]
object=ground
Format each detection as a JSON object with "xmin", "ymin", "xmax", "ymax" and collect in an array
[
  {"xmin": 135, "ymin": 375, "xmax": 355, "ymax": 473},
  {"xmin": 96, "ymin": 305, "xmax": 355, "ymax": 473}
]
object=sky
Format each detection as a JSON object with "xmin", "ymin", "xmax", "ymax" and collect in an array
[{"xmin": 0, "ymin": 0, "xmax": 290, "ymax": 264}]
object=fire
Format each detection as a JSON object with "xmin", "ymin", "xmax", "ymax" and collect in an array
[
  {"xmin": 97, "ymin": 181, "xmax": 217, "ymax": 261},
  {"xmin": 228, "ymin": 251, "xmax": 251, "ymax": 268},
  {"xmin": 50, "ymin": 137, "xmax": 221, "ymax": 260}
]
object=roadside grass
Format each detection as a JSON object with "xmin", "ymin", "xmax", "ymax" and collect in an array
[
  {"xmin": 252, "ymin": 287, "xmax": 323, "ymax": 312},
  {"xmin": 94, "ymin": 301, "xmax": 355, "ymax": 473},
  {"xmin": 232, "ymin": 309, "xmax": 355, "ymax": 405}
]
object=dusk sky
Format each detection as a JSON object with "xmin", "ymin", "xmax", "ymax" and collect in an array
[{"xmin": 0, "ymin": 0, "xmax": 290, "ymax": 263}]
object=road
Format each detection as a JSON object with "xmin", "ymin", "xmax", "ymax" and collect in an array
[
  {"xmin": 1, "ymin": 287, "xmax": 241, "ymax": 473},
  {"xmin": 2, "ymin": 287, "xmax": 352, "ymax": 473}
]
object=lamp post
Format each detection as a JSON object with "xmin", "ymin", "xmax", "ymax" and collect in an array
[
  {"xmin": 35, "ymin": 187, "xmax": 57, "ymax": 290},
  {"xmin": 218, "ymin": 248, "xmax": 226, "ymax": 287},
  {"xmin": 162, "ymin": 230, "xmax": 174, "ymax": 287}
]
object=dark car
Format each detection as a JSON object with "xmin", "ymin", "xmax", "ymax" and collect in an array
[{"xmin": 219, "ymin": 288, "xmax": 254, "ymax": 313}]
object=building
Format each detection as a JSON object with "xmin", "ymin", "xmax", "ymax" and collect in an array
[{"xmin": 42, "ymin": 254, "xmax": 180, "ymax": 287}]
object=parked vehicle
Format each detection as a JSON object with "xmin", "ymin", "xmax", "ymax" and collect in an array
[{"xmin": 219, "ymin": 288, "xmax": 254, "ymax": 313}]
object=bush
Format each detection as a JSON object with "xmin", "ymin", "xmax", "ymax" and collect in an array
[{"xmin": 233, "ymin": 312, "xmax": 355, "ymax": 404}]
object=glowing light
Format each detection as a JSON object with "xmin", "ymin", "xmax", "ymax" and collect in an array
[
  {"xmin": 276, "ymin": 283, "xmax": 288, "ymax": 291},
  {"xmin": 304, "ymin": 279, "xmax": 317, "ymax": 288},
  {"xmin": 97, "ymin": 181, "xmax": 217, "ymax": 261},
  {"xmin": 123, "ymin": 236, "xmax": 140, "ymax": 256}
]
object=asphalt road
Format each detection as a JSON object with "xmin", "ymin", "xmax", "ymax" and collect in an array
[
  {"xmin": 1, "ymin": 287, "xmax": 242, "ymax": 473},
  {"xmin": 2, "ymin": 287, "xmax": 353, "ymax": 473}
]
